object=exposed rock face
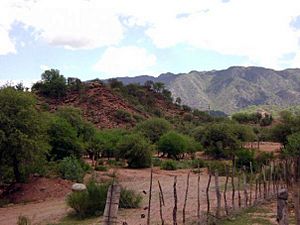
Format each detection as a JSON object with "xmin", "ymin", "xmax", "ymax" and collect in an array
[{"xmin": 116, "ymin": 66, "xmax": 300, "ymax": 114}]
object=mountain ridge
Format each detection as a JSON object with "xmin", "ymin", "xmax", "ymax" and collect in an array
[{"xmin": 114, "ymin": 66, "xmax": 300, "ymax": 114}]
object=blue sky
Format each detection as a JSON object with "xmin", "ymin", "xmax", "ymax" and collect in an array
[{"xmin": 1, "ymin": 0, "xmax": 300, "ymax": 86}]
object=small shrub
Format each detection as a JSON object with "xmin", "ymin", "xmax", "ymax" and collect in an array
[
  {"xmin": 190, "ymin": 158, "xmax": 206, "ymax": 168},
  {"xmin": 152, "ymin": 157, "xmax": 162, "ymax": 167},
  {"xmin": 120, "ymin": 188, "xmax": 143, "ymax": 208},
  {"xmin": 17, "ymin": 216, "xmax": 31, "ymax": 225},
  {"xmin": 95, "ymin": 165, "xmax": 108, "ymax": 172},
  {"xmin": 114, "ymin": 110, "xmax": 133, "ymax": 123},
  {"xmin": 58, "ymin": 157, "xmax": 84, "ymax": 182},
  {"xmin": 206, "ymin": 161, "xmax": 228, "ymax": 176},
  {"xmin": 107, "ymin": 159, "xmax": 126, "ymax": 167},
  {"xmin": 161, "ymin": 160, "xmax": 177, "ymax": 170},
  {"xmin": 67, "ymin": 181, "xmax": 142, "ymax": 218},
  {"xmin": 0, "ymin": 198, "xmax": 10, "ymax": 207}
]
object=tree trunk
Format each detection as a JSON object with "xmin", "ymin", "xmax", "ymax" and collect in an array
[{"xmin": 13, "ymin": 155, "xmax": 21, "ymax": 183}]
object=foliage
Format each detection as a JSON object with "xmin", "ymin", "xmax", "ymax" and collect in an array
[
  {"xmin": 135, "ymin": 118, "xmax": 172, "ymax": 143},
  {"xmin": 284, "ymin": 132, "xmax": 300, "ymax": 157},
  {"xmin": 0, "ymin": 87, "xmax": 49, "ymax": 182},
  {"xmin": 119, "ymin": 188, "xmax": 143, "ymax": 208},
  {"xmin": 114, "ymin": 109, "xmax": 133, "ymax": 123},
  {"xmin": 117, "ymin": 133, "xmax": 152, "ymax": 168},
  {"xmin": 160, "ymin": 160, "xmax": 177, "ymax": 170},
  {"xmin": 58, "ymin": 157, "xmax": 85, "ymax": 182},
  {"xmin": 47, "ymin": 117, "xmax": 84, "ymax": 160},
  {"xmin": 67, "ymin": 181, "xmax": 142, "ymax": 218},
  {"xmin": 17, "ymin": 216, "xmax": 31, "ymax": 225},
  {"xmin": 95, "ymin": 165, "xmax": 108, "ymax": 171},
  {"xmin": 158, "ymin": 131, "xmax": 188, "ymax": 159},
  {"xmin": 235, "ymin": 148, "xmax": 255, "ymax": 171},
  {"xmin": 32, "ymin": 69, "xmax": 67, "ymax": 98}
]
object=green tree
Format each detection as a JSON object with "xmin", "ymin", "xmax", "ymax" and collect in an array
[
  {"xmin": 117, "ymin": 133, "xmax": 152, "ymax": 168},
  {"xmin": 32, "ymin": 69, "xmax": 67, "ymax": 98},
  {"xmin": 0, "ymin": 87, "xmax": 48, "ymax": 182},
  {"xmin": 135, "ymin": 118, "xmax": 172, "ymax": 143},
  {"xmin": 284, "ymin": 132, "xmax": 300, "ymax": 157},
  {"xmin": 158, "ymin": 131, "xmax": 187, "ymax": 159}
]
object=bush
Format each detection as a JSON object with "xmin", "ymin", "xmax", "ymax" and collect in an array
[
  {"xmin": 120, "ymin": 188, "xmax": 143, "ymax": 208},
  {"xmin": 135, "ymin": 118, "xmax": 172, "ymax": 143},
  {"xmin": 206, "ymin": 161, "xmax": 228, "ymax": 176},
  {"xmin": 17, "ymin": 216, "xmax": 31, "ymax": 225},
  {"xmin": 152, "ymin": 157, "xmax": 162, "ymax": 167},
  {"xmin": 95, "ymin": 165, "xmax": 108, "ymax": 172},
  {"xmin": 117, "ymin": 133, "xmax": 152, "ymax": 168},
  {"xmin": 67, "ymin": 181, "xmax": 142, "ymax": 218},
  {"xmin": 161, "ymin": 160, "xmax": 177, "ymax": 170},
  {"xmin": 114, "ymin": 110, "xmax": 133, "ymax": 123},
  {"xmin": 158, "ymin": 131, "xmax": 187, "ymax": 159},
  {"xmin": 236, "ymin": 148, "xmax": 255, "ymax": 171},
  {"xmin": 58, "ymin": 157, "xmax": 84, "ymax": 182}
]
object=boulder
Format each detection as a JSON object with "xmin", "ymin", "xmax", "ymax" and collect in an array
[{"xmin": 71, "ymin": 183, "xmax": 86, "ymax": 192}]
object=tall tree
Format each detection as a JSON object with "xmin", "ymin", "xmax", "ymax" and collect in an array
[{"xmin": 0, "ymin": 87, "xmax": 48, "ymax": 182}]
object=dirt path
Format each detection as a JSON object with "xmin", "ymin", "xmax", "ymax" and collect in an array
[{"xmin": 0, "ymin": 198, "xmax": 69, "ymax": 225}]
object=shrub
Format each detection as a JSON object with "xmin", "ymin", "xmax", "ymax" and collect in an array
[
  {"xmin": 67, "ymin": 181, "xmax": 142, "ymax": 218},
  {"xmin": 117, "ymin": 133, "xmax": 152, "ymax": 168},
  {"xmin": 236, "ymin": 148, "xmax": 255, "ymax": 171},
  {"xmin": 135, "ymin": 118, "xmax": 172, "ymax": 143},
  {"xmin": 58, "ymin": 157, "xmax": 84, "ymax": 182},
  {"xmin": 17, "ymin": 216, "xmax": 31, "ymax": 225},
  {"xmin": 114, "ymin": 109, "xmax": 133, "ymax": 123},
  {"xmin": 206, "ymin": 161, "xmax": 228, "ymax": 176},
  {"xmin": 95, "ymin": 165, "xmax": 108, "ymax": 172},
  {"xmin": 161, "ymin": 160, "xmax": 177, "ymax": 170},
  {"xmin": 152, "ymin": 157, "xmax": 162, "ymax": 167},
  {"xmin": 158, "ymin": 131, "xmax": 187, "ymax": 159},
  {"xmin": 120, "ymin": 188, "xmax": 143, "ymax": 208}
]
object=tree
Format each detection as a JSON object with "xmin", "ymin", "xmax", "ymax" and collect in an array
[
  {"xmin": 0, "ymin": 87, "xmax": 48, "ymax": 182},
  {"xmin": 117, "ymin": 133, "xmax": 152, "ymax": 168},
  {"xmin": 153, "ymin": 82, "xmax": 165, "ymax": 93},
  {"xmin": 32, "ymin": 69, "xmax": 67, "ymax": 98},
  {"xmin": 135, "ymin": 118, "xmax": 172, "ymax": 143},
  {"xmin": 47, "ymin": 116, "xmax": 84, "ymax": 160},
  {"xmin": 175, "ymin": 97, "xmax": 181, "ymax": 105},
  {"xmin": 284, "ymin": 132, "xmax": 300, "ymax": 157},
  {"xmin": 158, "ymin": 131, "xmax": 188, "ymax": 159}
]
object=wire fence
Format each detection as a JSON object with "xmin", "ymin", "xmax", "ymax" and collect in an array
[{"xmin": 103, "ymin": 157, "xmax": 300, "ymax": 225}]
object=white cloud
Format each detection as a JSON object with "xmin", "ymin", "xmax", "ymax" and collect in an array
[
  {"xmin": 40, "ymin": 64, "xmax": 50, "ymax": 71},
  {"xmin": 1, "ymin": 0, "xmax": 300, "ymax": 68},
  {"xmin": 93, "ymin": 46, "xmax": 156, "ymax": 77},
  {"xmin": 0, "ymin": 79, "xmax": 38, "ymax": 88}
]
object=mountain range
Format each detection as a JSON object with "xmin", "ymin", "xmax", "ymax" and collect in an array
[{"xmin": 114, "ymin": 66, "xmax": 300, "ymax": 114}]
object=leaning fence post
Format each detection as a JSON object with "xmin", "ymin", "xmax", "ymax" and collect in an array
[
  {"xmin": 215, "ymin": 169, "xmax": 221, "ymax": 218},
  {"xmin": 243, "ymin": 167, "xmax": 249, "ymax": 207},
  {"xmin": 277, "ymin": 189, "xmax": 289, "ymax": 225},
  {"xmin": 183, "ymin": 171, "xmax": 190, "ymax": 225},
  {"xmin": 197, "ymin": 164, "xmax": 201, "ymax": 224},
  {"xmin": 103, "ymin": 183, "xmax": 121, "ymax": 225},
  {"xmin": 206, "ymin": 171, "xmax": 212, "ymax": 224},
  {"xmin": 173, "ymin": 176, "xmax": 178, "ymax": 225},
  {"xmin": 147, "ymin": 166, "xmax": 153, "ymax": 225},
  {"xmin": 224, "ymin": 165, "xmax": 229, "ymax": 215}
]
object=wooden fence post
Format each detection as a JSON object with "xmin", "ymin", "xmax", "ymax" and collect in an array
[
  {"xmin": 197, "ymin": 166, "xmax": 201, "ymax": 224},
  {"xmin": 277, "ymin": 189, "xmax": 289, "ymax": 225},
  {"xmin": 147, "ymin": 166, "xmax": 153, "ymax": 225},
  {"xmin": 183, "ymin": 172, "xmax": 190, "ymax": 225},
  {"xmin": 159, "ymin": 192, "xmax": 165, "ymax": 225},
  {"xmin": 243, "ymin": 167, "xmax": 248, "ymax": 207},
  {"xmin": 215, "ymin": 170, "xmax": 221, "ymax": 218},
  {"xmin": 231, "ymin": 162, "xmax": 236, "ymax": 211},
  {"xmin": 206, "ymin": 171, "xmax": 212, "ymax": 223},
  {"xmin": 103, "ymin": 183, "xmax": 121, "ymax": 225},
  {"xmin": 173, "ymin": 176, "xmax": 178, "ymax": 225},
  {"xmin": 224, "ymin": 165, "xmax": 229, "ymax": 215},
  {"xmin": 237, "ymin": 173, "xmax": 241, "ymax": 208}
]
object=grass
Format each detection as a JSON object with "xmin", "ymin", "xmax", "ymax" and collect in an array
[
  {"xmin": 47, "ymin": 215, "xmax": 99, "ymax": 225},
  {"xmin": 215, "ymin": 207, "xmax": 274, "ymax": 225}
]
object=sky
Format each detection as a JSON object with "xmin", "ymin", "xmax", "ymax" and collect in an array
[{"xmin": 1, "ymin": 0, "xmax": 300, "ymax": 87}]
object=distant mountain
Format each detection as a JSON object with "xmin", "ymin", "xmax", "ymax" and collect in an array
[{"xmin": 114, "ymin": 66, "xmax": 300, "ymax": 114}]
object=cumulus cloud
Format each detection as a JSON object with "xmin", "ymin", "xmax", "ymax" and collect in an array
[
  {"xmin": 40, "ymin": 64, "xmax": 50, "ymax": 71},
  {"xmin": 93, "ymin": 46, "xmax": 156, "ymax": 77},
  {"xmin": 1, "ymin": 0, "xmax": 300, "ymax": 68}
]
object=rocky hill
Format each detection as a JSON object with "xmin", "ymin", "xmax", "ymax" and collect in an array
[
  {"xmin": 40, "ymin": 81, "xmax": 185, "ymax": 128},
  {"xmin": 115, "ymin": 66, "xmax": 300, "ymax": 114}
]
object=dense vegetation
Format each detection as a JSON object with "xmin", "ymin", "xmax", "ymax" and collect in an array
[{"xmin": 1, "ymin": 69, "xmax": 300, "ymax": 216}]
